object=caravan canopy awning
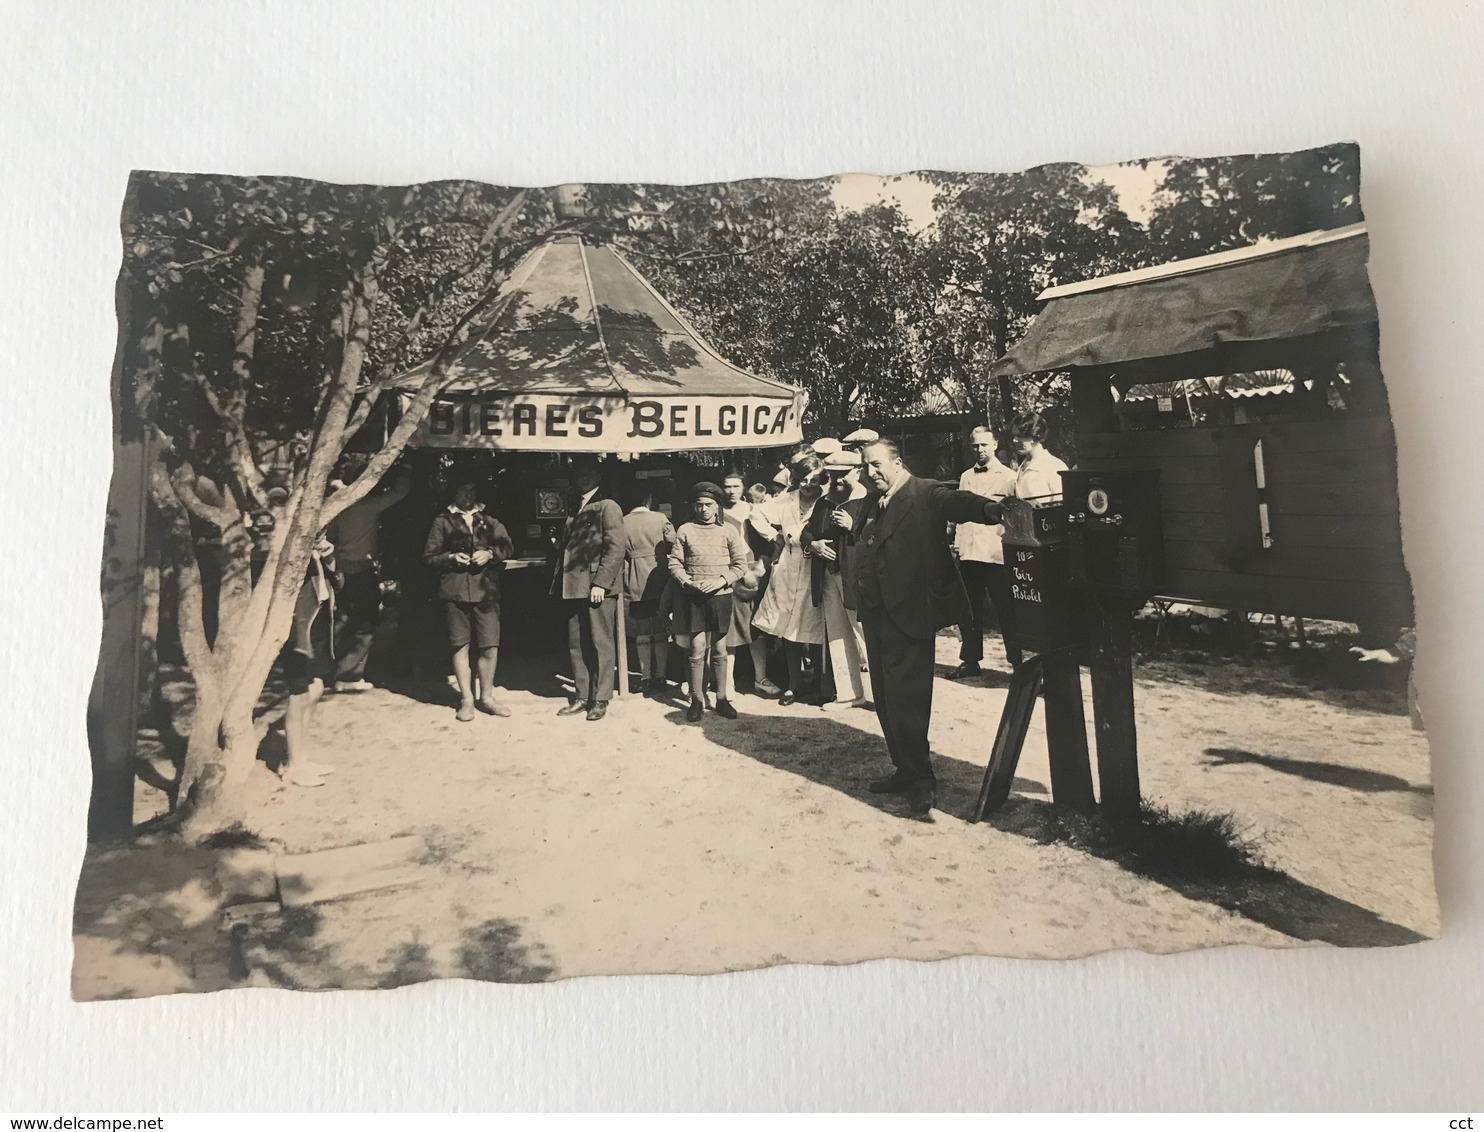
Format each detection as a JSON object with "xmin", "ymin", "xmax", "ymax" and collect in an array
[
  {"xmin": 397, "ymin": 235, "xmax": 806, "ymax": 453},
  {"xmin": 992, "ymin": 224, "xmax": 1377, "ymax": 380}
]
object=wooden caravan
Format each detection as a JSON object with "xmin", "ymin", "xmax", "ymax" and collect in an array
[{"xmin": 993, "ymin": 223, "xmax": 1412, "ymax": 631}]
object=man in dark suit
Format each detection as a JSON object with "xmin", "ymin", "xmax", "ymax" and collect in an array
[
  {"xmin": 552, "ymin": 457, "xmax": 625, "ymax": 721},
  {"xmin": 844, "ymin": 439, "xmax": 1005, "ymax": 814}
]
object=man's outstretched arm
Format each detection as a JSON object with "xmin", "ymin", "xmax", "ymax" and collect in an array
[{"xmin": 928, "ymin": 482, "xmax": 1004, "ymax": 526}]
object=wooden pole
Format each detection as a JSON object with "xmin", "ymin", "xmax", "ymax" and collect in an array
[
  {"xmin": 1040, "ymin": 652, "xmax": 1095, "ymax": 815},
  {"xmin": 88, "ymin": 271, "xmax": 146, "ymax": 841},
  {"xmin": 971, "ymin": 656, "xmax": 1044, "ymax": 822},
  {"xmin": 1088, "ymin": 595, "xmax": 1141, "ymax": 821}
]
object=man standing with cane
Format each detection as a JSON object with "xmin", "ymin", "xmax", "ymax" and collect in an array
[
  {"xmin": 553, "ymin": 457, "xmax": 625, "ymax": 722},
  {"xmin": 845, "ymin": 439, "xmax": 1006, "ymax": 816}
]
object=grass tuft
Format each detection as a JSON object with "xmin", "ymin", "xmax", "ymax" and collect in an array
[
  {"xmin": 1006, "ymin": 800, "xmax": 1271, "ymax": 882},
  {"xmin": 197, "ymin": 823, "xmax": 268, "ymax": 851}
]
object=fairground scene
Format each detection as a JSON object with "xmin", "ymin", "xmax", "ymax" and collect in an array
[{"xmin": 77, "ymin": 146, "xmax": 1436, "ymax": 999}]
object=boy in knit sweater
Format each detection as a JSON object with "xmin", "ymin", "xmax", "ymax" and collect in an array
[{"xmin": 668, "ymin": 481, "xmax": 749, "ymax": 722}]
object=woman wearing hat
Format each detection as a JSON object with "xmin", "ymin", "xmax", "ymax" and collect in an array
[
  {"xmin": 668, "ymin": 481, "xmax": 750, "ymax": 722},
  {"xmin": 750, "ymin": 455, "xmax": 828, "ymax": 705}
]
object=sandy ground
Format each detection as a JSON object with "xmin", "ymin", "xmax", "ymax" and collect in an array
[{"xmin": 72, "ymin": 630, "xmax": 1438, "ymax": 998}]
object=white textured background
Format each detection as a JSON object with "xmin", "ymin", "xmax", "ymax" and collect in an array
[{"xmin": 2, "ymin": 0, "xmax": 1481, "ymax": 1111}]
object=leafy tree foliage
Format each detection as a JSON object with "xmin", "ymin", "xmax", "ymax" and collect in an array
[{"xmin": 1144, "ymin": 142, "xmax": 1363, "ymax": 260}]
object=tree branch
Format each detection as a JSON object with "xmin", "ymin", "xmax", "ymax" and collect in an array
[
  {"xmin": 320, "ymin": 282, "xmax": 521, "ymax": 527},
  {"xmin": 187, "ymin": 265, "xmax": 270, "ymax": 510},
  {"xmin": 148, "ymin": 427, "xmax": 238, "ymax": 530},
  {"xmin": 616, "ymin": 242, "xmax": 764, "ymax": 264},
  {"xmin": 372, "ymin": 188, "xmax": 530, "ymax": 383},
  {"xmin": 148, "ymin": 459, "xmax": 220, "ymax": 685}
]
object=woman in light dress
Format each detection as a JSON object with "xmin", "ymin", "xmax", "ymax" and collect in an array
[
  {"xmin": 1010, "ymin": 410, "xmax": 1069, "ymax": 503},
  {"xmin": 749, "ymin": 455, "xmax": 827, "ymax": 705}
]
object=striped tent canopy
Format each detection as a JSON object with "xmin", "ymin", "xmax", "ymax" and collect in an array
[
  {"xmin": 1123, "ymin": 370, "xmax": 1299, "ymax": 404},
  {"xmin": 396, "ymin": 236, "xmax": 807, "ymax": 454}
]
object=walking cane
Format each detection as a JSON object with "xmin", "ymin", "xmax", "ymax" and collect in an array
[{"xmin": 614, "ymin": 590, "xmax": 627, "ymax": 699}]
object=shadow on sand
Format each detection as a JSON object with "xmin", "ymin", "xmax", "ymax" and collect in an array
[
  {"xmin": 241, "ymin": 906, "xmax": 558, "ymax": 990},
  {"xmin": 676, "ymin": 700, "xmax": 1428, "ymax": 949},
  {"xmin": 241, "ymin": 902, "xmax": 557, "ymax": 991},
  {"xmin": 1202, "ymin": 746, "xmax": 1432, "ymax": 797}
]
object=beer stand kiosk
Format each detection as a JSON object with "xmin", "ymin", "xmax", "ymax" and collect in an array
[
  {"xmin": 972, "ymin": 223, "xmax": 1411, "ymax": 824},
  {"xmin": 391, "ymin": 232, "xmax": 809, "ymax": 698}
]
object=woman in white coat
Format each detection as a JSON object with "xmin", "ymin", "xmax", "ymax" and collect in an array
[{"xmin": 749, "ymin": 455, "xmax": 827, "ymax": 705}]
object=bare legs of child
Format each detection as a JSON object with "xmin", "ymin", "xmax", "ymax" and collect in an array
[{"xmin": 283, "ymin": 678, "xmax": 336, "ymax": 787}]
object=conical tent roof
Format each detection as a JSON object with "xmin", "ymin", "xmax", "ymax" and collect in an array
[{"xmin": 399, "ymin": 236, "xmax": 805, "ymax": 452}]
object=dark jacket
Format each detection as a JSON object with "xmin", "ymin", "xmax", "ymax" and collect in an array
[
  {"xmin": 802, "ymin": 490, "xmax": 875, "ymax": 611},
  {"xmin": 850, "ymin": 474, "xmax": 1003, "ymax": 640},
  {"xmin": 553, "ymin": 490, "xmax": 625, "ymax": 600},
  {"xmin": 423, "ymin": 509, "xmax": 513, "ymax": 605},
  {"xmin": 800, "ymin": 487, "xmax": 848, "ymax": 605},
  {"xmin": 622, "ymin": 508, "xmax": 676, "ymax": 603}
]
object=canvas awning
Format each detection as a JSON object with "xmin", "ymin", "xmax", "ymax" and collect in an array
[
  {"xmin": 397, "ymin": 235, "xmax": 807, "ymax": 453},
  {"xmin": 992, "ymin": 224, "xmax": 1377, "ymax": 380},
  {"xmin": 1122, "ymin": 370, "xmax": 1311, "ymax": 403}
]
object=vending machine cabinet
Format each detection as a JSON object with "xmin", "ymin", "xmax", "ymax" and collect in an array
[
  {"xmin": 999, "ymin": 497, "xmax": 1087, "ymax": 654},
  {"xmin": 1063, "ymin": 469, "xmax": 1164, "ymax": 599}
]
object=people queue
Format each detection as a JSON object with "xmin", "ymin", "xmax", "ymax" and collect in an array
[{"xmin": 274, "ymin": 413, "xmax": 1068, "ymax": 815}]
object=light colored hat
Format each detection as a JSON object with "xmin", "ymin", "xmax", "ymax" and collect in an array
[
  {"xmin": 823, "ymin": 449, "xmax": 862, "ymax": 471},
  {"xmin": 810, "ymin": 437, "xmax": 843, "ymax": 457},
  {"xmin": 842, "ymin": 427, "xmax": 880, "ymax": 447},
  {"xmin": 771, "ymin": 466, "xmax": 792, "ymax": 487}
]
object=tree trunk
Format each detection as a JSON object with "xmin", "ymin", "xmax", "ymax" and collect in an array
[
  {"xmin": 177, "ymin": 670, "xmax": 224, "ymax": 808},
  {"xmin": 177, "ymin": 545, "xmax": 302, "ymax": 838},
  {"xmin": 179, "ymin": 699, "xmax": 258, "ymax": 838}
]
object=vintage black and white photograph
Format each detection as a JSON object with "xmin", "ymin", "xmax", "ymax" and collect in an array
[{"xmin": 76, "ymin": 143, "xmax": 1436, "ymax": 999}]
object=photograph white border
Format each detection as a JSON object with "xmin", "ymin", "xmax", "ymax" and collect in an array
[{"xmin": 2, "ymin": 0, "xmax": 1480, "ymax": 1111}]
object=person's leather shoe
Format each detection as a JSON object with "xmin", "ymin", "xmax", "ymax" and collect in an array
[
  {"xmin": 948, "ymin": 662, "xmax": 982, "ymax": 680},
  {"xmin": 714, "ymin": 699, "xmax": 738, "ymax": 720},
  {"xmin": 585, "ymin": 701, "xmax": 608, "ymax": 722},
  {"xmin": 868, "ymin": 772, "xmax": 914, "ymax": 794},
  {"xmin": 907, "ymin": 779, "xmax": 937, "ymax": 815},
  {"xmin": 685, "ymin": 699, "xmax": 705, "ymax": 723},
  {"xmin": 557, "ymin": 699, "xmax": 589, "ymax": 717}
]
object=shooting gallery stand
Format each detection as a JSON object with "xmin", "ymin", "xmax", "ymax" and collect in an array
[
  {"xmin": 972, "ymin": 476, "xmax": 1162, "ymax": 824},
  {"xmin": 973, "ymin": 223, "xmax": 1416, "ymax": 827}
]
